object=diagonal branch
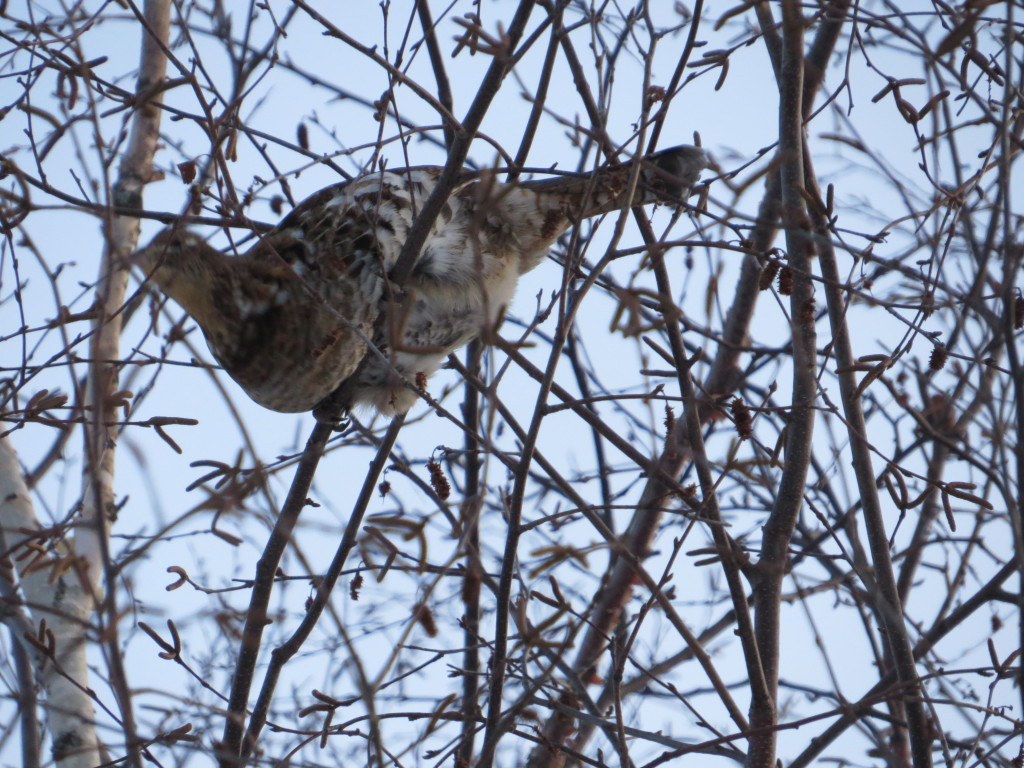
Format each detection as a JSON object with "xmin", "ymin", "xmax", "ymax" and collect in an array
[
  {"xmin": 218, "ymin": 421, "xmax": 334, "ymax": 765},
  {"xmin": 806, "ymin": 118, "xmax": 935, "ymax": 768}
]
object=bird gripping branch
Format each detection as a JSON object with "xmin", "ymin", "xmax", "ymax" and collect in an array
[{"xmin": 134, "ymin": 145, "xmax": 708, "ymax": 422}]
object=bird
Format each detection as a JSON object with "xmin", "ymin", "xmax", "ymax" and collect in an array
[{"xmin": 134, "ymin": 145, "xmax": 708, "ymax": 422}]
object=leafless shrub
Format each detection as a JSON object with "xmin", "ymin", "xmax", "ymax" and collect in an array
[{"xmin": 0, "ymin": 2, "xmax": 1020, "ymax": 768}]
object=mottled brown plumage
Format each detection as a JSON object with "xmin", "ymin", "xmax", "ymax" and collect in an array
[{"xmin": 135, "ymin": 146, "xmax": 707, "ymax": 420}]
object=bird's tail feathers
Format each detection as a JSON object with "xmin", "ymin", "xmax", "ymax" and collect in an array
[{"xmin": 521, "ymin": 144, "xmax": 708, "ymax": 218}]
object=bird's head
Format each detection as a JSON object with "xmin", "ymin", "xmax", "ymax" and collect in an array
[
  {"xmin": 132, "ymin": 226, "xmax": 226, "ymax": 324},
  {"xmin": 133, "ymin": 226, "xmax": 212, "ymax": 274},
  {"xmin": 645, "ymin": 145, "xmax": 709, "ymax": 203}
]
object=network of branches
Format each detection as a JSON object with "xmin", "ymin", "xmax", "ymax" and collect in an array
[{"xmin": 0, "ymin": 2, "xmax": 1021, "ymax": 768}]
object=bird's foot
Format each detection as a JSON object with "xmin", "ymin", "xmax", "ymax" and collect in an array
[
  {"xmin": 312, "ymin": 379, "xmax": 357, "ymax": 431},
  {"xmin": 312, "ymin": 399, "xmax": 351, "ymax": 431}
]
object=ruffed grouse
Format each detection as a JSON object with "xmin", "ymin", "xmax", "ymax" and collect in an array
[{"xmin": 135, "ymin": 146, "xmax": 707, "ymax": 421}]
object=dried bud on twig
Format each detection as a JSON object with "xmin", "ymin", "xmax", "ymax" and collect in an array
[
  {"xmin": 778, "ymin": 265, "xmax": 793, "ymax": 295},
  {"xmin": 645, "ymin": 85, "xmax": 666, "ymax": 107},
  {"xmin": 731, "ymin": 398, "xmax": 753, "ymax": 440},
  {"xmin": 177, "ymin": 160, "xmax": 196, "ymax": 184},
  {"xmin": 427, "ymin": 460, "xmax": 450, "ymax": 500},
  {"xmin": 759, "ymin": 258, "xmax": 780, "ymax": 291},
  {"xmin": 412, "ymin": 601, "xmax": 438, "ymax": 637}
]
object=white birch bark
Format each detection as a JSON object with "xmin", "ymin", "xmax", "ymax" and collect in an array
[{"xmin": 0, "ymin": 2, "xmax": 173, "ymax": 765}]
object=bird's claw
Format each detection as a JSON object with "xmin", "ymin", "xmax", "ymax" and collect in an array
[{"xmin": 312, "ymin": 399, "xmax": 351, "ymax": 432}]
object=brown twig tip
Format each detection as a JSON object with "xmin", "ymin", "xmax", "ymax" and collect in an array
[{"xmin": 165, "ymin": 566, "xmax": 188, "ymax": 591}]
